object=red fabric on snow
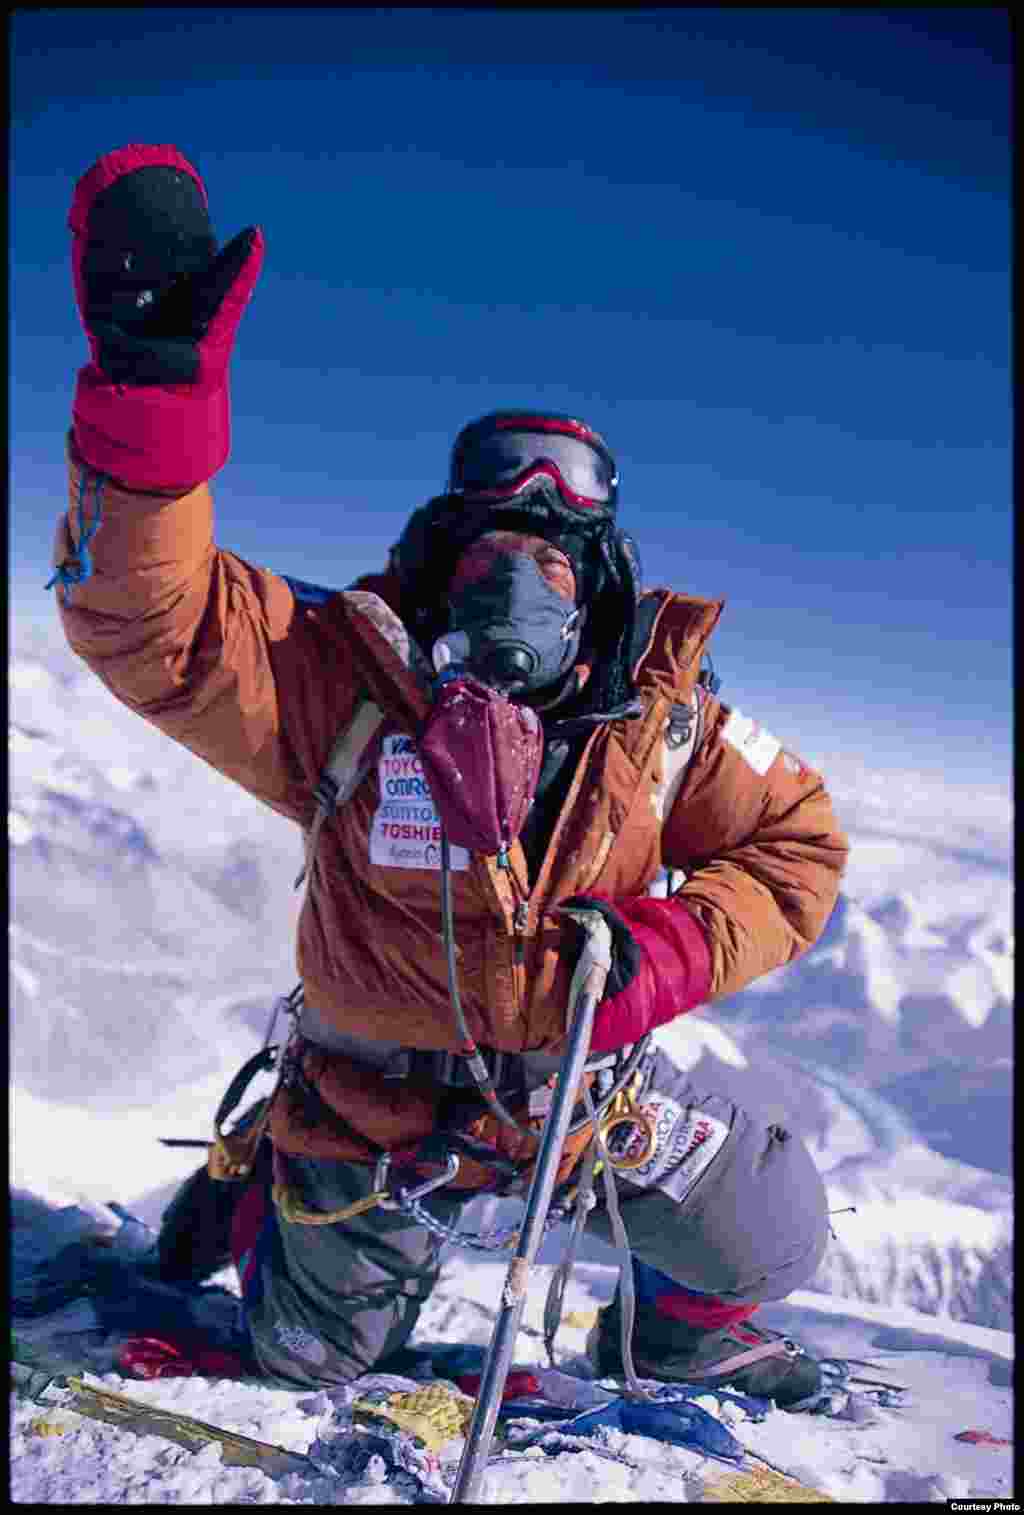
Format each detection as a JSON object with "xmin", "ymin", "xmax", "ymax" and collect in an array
[
  {"xmin": 118, "ymin": 1333, "xmax": 250, "ymax": 1380},
  {"xmin": 954, "ymin": 1429, "xmax": 1013, "ymax": 1446},
  {"xmin": 455, "ymin": 1370, "xmax": 542, "ymax": 1400}
]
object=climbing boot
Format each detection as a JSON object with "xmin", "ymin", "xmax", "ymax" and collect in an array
[{"xmin": 588, "ymin": 1285, "xmax": 822, "ymax": 1411}]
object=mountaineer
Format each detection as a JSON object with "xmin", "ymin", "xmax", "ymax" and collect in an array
[{"xmin": 52, "ymin": 144, "xmax": 849, "ymax": 1409}]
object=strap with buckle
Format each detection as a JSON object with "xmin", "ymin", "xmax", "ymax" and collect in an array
[{"xmin": 208, "ymin": 1045, "xmax": 280, "ymax": 1182}]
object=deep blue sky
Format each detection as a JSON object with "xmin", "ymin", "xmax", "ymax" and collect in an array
[{"xmin": 10, "ymin": 8, "xmax": 1011, "ymax": 786}]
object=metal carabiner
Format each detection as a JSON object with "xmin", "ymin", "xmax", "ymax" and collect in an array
[
  {"xmin": 598, "ymin": 1076, "xmax": 658, "ymax": 1172},
  {"xmin": 377, "ymin": 1152, "xmax": 461, "ymax": 1210}
]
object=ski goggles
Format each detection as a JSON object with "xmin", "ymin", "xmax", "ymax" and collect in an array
[{"xmin": 449, "ymin": 418, "xmax": 618, "ymax": 514}]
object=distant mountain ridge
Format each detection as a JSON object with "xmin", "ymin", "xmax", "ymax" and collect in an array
[{"xmin": 10, "ymin": 645, "xmax": 302, "ymax": 1106}]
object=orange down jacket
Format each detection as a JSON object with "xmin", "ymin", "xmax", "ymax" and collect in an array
[{"xmin": 54, "ymin": 438, "xmax": 849, "ymax": 1171}]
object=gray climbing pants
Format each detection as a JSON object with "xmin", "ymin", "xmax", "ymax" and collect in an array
[{"xmin": 217, "ymin": 1045, "xmax": 829, "ymax": 1388}]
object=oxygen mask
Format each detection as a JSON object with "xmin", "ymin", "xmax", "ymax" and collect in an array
[
  {"xmin": 418, "ymin": 535, "xmax": 581, "ymax": 856},
  {"xmin": 433, "ymin": 535, "xmax": 585, "ymax": 696}
]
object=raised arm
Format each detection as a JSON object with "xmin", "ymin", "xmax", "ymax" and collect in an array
[{"xmin": 51, "ymin": 144, "xmax": 361, "ymax": 825}]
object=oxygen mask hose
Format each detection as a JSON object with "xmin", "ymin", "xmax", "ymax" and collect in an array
[{"xmin": 439, "ymin": 832, "xmax": 532, "ymax": 1136}]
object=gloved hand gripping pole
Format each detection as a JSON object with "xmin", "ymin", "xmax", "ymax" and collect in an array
[{"xmin": 449, "ymin": 908, "xmax": 613, "ymax": 1505}]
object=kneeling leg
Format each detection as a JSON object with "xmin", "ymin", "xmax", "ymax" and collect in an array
[{"xmin": 585, "ymin": 1046, "xmax": 829, "ymax": 1407}]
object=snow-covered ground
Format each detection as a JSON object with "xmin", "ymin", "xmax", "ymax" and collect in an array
[
  {"xmin": 9, "ymin": 1191, "xmax": 1016, "ymax": 1504},
  {"xmin": 9, "ymin": 628, "xmax": 1015, "ymax": 1502}
]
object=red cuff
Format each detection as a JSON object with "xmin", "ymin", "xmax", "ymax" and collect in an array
[
  {"xmin": 71, "ymin": 370, "xmax": 230, "ymax": 492},
  {"xmin": 588, "ymin": 897, "xmax": 713, "ymax": 1054}
]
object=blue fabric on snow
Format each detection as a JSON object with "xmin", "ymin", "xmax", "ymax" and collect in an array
[{"xmin": 561, "ymin": 1396, "xmax": 748, "ymax": 1462}]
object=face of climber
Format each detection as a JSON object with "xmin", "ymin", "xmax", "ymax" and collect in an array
[
  {"xmin": 441, "ymin": 531, "xmax": 585, "ymax": 694},
  {"xmin": 450, "ymin": 532, "xmax": 576, "ymax": 602}
]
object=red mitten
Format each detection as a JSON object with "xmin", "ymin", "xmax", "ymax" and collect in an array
[
  {"xmin": 562, "ymin": 894, "xmax": 712, "ymax": 1054},
  {"xmin": 68, "ymin": 143, "xmax": 264, "ymax": 491}
]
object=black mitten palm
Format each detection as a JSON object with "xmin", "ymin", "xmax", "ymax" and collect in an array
[{"xmin": 69, "ymin": 144, "xmax": 264, "ymax": 488}]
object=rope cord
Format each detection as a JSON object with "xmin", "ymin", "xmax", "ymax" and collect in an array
[
  {"xmin": 47, "ymin": 470, "xmax": 106, "ymax": 606},
  {"xmin": 582, "ymin": 1081, "xmax": 656, "ymax": 1403},
  {"xmin": 438, "ymin": 830, "xmax": 651, "ymax": 1142},
  {"xmin": 543, "ymin": 1140, "xmax": 598, "ymax": 1367}
]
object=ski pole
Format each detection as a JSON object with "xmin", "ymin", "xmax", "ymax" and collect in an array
[{"xmin": 450, "ymin": 910, "xmax": 613, "ymax": 1505}]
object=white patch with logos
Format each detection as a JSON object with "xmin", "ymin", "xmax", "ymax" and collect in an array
[
  {"xmin": 624, "ymin": 1094, "xmax": 730, "ymax": 1192},
  {"xmin": 369, "ymin": 733, "xmax": 470, "ymax": 871},
  {"xmin": 720, "ymin": 708, "xmax": 782, "ymax": 777}
]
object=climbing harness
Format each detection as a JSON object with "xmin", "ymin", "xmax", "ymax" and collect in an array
[
  {"xmin": 157, "ymin": 989, "xmax": 302, "ymax": 1178},
  {"xmin": 208, "ymin": 985, "xmax": 301, "ymax": 1182}
]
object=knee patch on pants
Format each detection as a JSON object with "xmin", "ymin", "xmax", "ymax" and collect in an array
[{"xmin": 590, "ymin": 1049, "xmax": 830, "ymax": 1303}]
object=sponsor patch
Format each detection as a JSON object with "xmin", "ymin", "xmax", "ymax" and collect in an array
[
  {"xmin": 370, "ymin": 733, "xmax": 470, "ymax": 870},
  {"xmin": 721, "ymin": 708, "xmax": 782, "ymax": 776},
  {"xmin": 623, "ymin": 1094, "xmax": 729, "ymax": 1192}
]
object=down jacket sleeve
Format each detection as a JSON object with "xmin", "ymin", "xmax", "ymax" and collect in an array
[
  {"xmin": 664, "ymin": 693, "xmax": 849, "ymax": 1001},
  {"xmin": 52, "ymin": 437, "xmax": 363, "ymax": 828}
]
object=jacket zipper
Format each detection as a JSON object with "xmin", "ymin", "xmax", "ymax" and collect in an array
[
  {"xmin": 494, "ymin": 849, "xmax": 529, "ymax": 1015},
  {"xmin": 513, "ymin": 900, "xmax": 529, "ymax": 963}
]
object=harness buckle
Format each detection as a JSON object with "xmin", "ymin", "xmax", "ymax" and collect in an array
[
  {"xmin": 208, "ymin": 1043, "xmax": 281, "ymax": 1182},
  {"xmin": 431, "ymin": 1048, "xmax": 508, "ymax": 1091}
]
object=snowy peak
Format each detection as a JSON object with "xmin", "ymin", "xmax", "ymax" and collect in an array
[
  {"xmin": 9, "ymin": 640, "xmax": 301, "ymax": 1113},
  {"xmin": 14, "ymin": 786, "xmax": 159, "ymax": 867},
  {"xmin": 866, "ymin": 889, "xmax": 943, "ymax": 945},
  {"xmin": 722, "ymin": 876, "xmax": 1013, "ymax": 1074}
]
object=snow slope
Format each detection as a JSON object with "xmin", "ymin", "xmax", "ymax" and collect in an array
[{"xmin": 9, "ymin": 1193, "xmax": 1016, "ymax": 1505}]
